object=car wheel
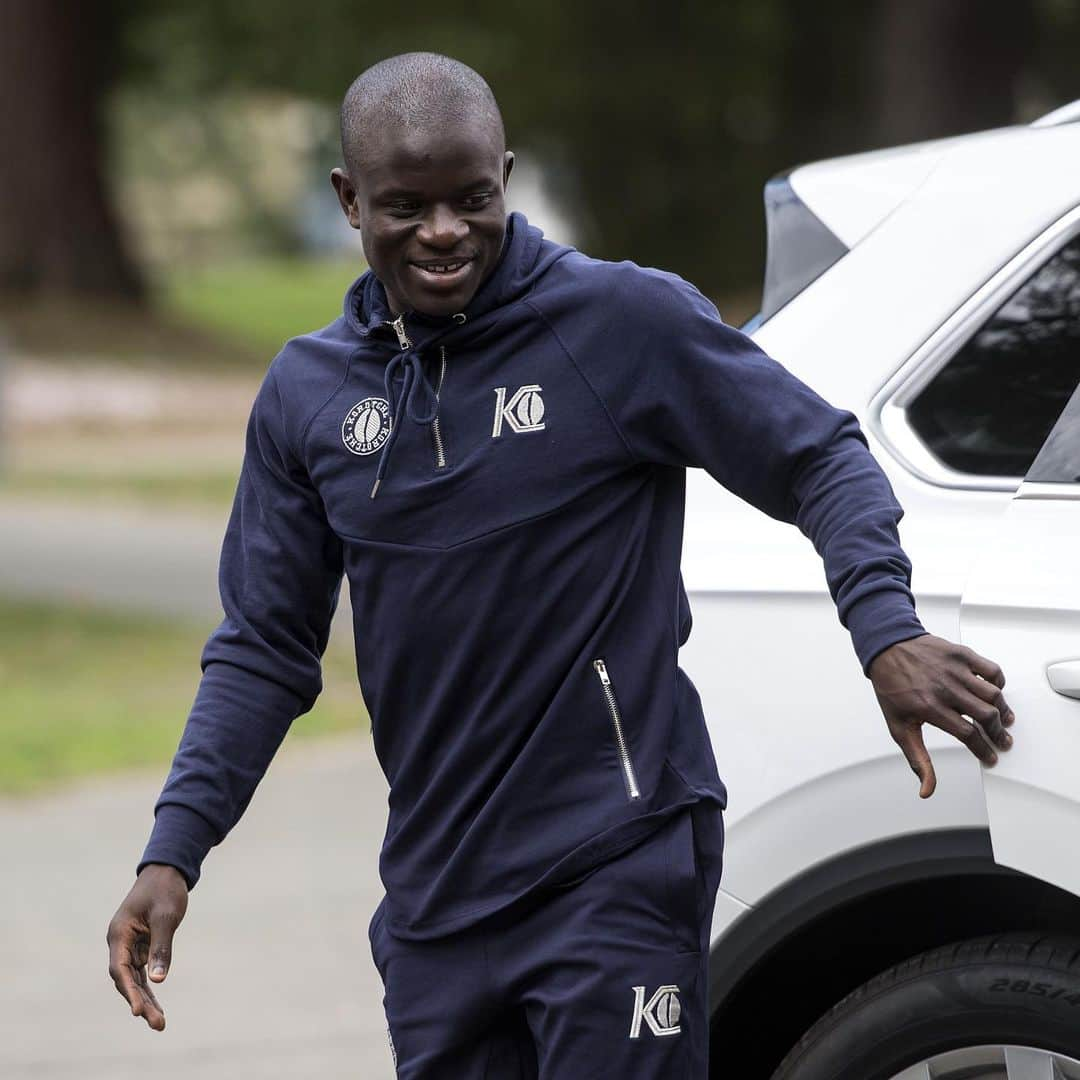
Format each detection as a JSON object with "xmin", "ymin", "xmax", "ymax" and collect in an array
[{"xmin": 772, "ymin": 933, "xmax": 1080, "ymax": 1080}]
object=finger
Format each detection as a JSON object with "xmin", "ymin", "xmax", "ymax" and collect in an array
[
  {"xmin": 148, "ymin": 908, "xmax": 179, "ymax": 983},
  {"xmin": 133, "ymin": 965, "xmax": 167, "ymax": 1030},
  {"xmin": 133, "ymin": 956, "xmax": 164, "ymax": 1012},
  {"xmin": 108, "ymin": 925, "xmax": 147, "ymax": 1017},
  {"xmin": 126, "ymin": 958, "xmax": 165, "ymax": 1030},
  {"xmin": 962, "ymin": 646, "xmax": 1006, "ymax": 689},
  {"xmin": 894, "ymin": 727, "xmax": 937, "ymax": 798},
  {"xmin": 950, "ymin": 683, "xmax": 1007, "ymax": 749},
  {"xmin": 987, "ymin": 682, "xmax": 1016, "ymax": 727},
  {"xmin": 959, "ymin": 676, "xmax": 1014, "ymax": 747},
  {"xmin": 931, "ymin": 704, "xmax": 999, "ymax": 767},
  {"xmin": 108, "ymin": 922, "xmax": 166, "ymax": 1030}
]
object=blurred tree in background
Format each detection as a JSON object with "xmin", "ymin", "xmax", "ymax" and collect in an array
[
  {"xmin": 0, "ymin": 2, "xmax": 144, "ymax": 300},
  {"xmin": 2, "ymin": 0, "xmax": 1078, "ymax": 310}
]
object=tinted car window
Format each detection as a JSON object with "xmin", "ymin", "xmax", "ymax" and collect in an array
[{"xmin": 908, "ymin": 234, "xmax": 1080, "ymax": 477}]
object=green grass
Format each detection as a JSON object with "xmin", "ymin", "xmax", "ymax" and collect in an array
[
  {"xmin": 161, "ymin": 256, "xmax": 366, "ymax": 356},
  {"xmin": 0, "ymin": 599, "xmax": 366, "ymax": 795},
  {"xmin": 0, "ymin": 469, "xmax": 241, "ymax": 509},
  {"xmin": 3, "ymin": 257, "xmax": 757, "ymax": 372}
]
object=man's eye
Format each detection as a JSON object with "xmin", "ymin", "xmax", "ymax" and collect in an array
[
  {"xmin": 462, "ymin": 193, "xmax": 493, "ymax": 210},
  {"xmin": 387, "ymin": 202, "xmax": 421, "ymax": 216}
]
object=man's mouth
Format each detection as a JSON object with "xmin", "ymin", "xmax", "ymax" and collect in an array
[{"xmin": 410, "ymin": 257, "xmax": 475, "ymax": 288}]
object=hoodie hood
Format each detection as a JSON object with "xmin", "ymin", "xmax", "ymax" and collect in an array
[
  {"xmin": 342, "ymin": 212, "xmax": 572, "ymax": 498},
  {"xmin": 343, "ymin": 211, "xmax": 570, "ymax": 338}
]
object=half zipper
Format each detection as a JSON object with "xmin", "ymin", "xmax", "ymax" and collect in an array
[
  {"xmin": 385, "ymin": 315, "xmax": 450, "ymax": 470},
  {"xmin": 431, "ymin": 345, "xmax": 448, "ymax": 468},
  {"xmin": 592, "ymin": 658, "xmax": 642, "ymax": 800},
  {"xmin": 388, "ymin": 314, "xmax": 412, "ymax": 350}
]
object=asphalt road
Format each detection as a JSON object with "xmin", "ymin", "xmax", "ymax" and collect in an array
[{"xmin": 2, "ymin": 732, "xmax": 396, "ymax": 1079}]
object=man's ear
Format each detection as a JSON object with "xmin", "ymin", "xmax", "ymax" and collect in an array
[
  {"xmin": 330, "ymin": 168, "xmax": 362, "ymax": 229},
  {"xmin": 502, "ymin": 151, "xmax": 515, "ymax": 190}
]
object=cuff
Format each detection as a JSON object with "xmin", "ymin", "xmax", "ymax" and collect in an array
[
  {"xmin": 137, "ymin": 803, "xmax": 221, "ymax": 890},
  {"xmin": 845, "ymin": 588, "xmax": 928, "ymax": 676}
]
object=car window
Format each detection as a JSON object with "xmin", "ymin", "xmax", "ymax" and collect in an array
[
  {"xmin": 907, "ymin": 233, "xmax": 1080, "ymax": 478},
  {"xmin": 1027, "ymin": 380, "xmax": 1080, "ymax": 484}
]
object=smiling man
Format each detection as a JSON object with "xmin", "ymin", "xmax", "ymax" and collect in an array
[
  {"xmin": 107, "ymin": 52, "xmax": 1015, "ymax": 1079},
  {"xmin": 330, "ymin": 60, "xmax": 512, "ymax": 321}
]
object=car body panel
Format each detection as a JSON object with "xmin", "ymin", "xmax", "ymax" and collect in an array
[
  {"xmin": 788, "ymin": 124, "xmax": 1080, "ymax": 256},
  {"xmin": 687, "ymin": 119, "xmax": 1080, "ymax": 935},
  {"xmin": 962, "ymin": 488, "xmax": 1080, "ymax": 897},
  {"xmin": 710, "ymin": 886, "xmax": 751, "ymax": 944},
  {"xmin": 789, "ymin": 134, "xmax": 957, "ymax": 248}
]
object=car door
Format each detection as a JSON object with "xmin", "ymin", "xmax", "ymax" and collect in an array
[{"xmin": 960, "ymin": 382, "xmax": 1080, "ymax": 895}]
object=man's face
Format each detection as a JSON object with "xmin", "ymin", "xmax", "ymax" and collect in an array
[{"xmin": 332, "ymin": 119, "xmax": 513, "ymax": 319}]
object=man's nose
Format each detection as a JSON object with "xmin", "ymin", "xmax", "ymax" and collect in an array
[{"xmin": 417, "ymin": 205, "xmax": 468, "ymax": 249}]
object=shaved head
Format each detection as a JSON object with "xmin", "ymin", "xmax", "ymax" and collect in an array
[
  {"xmin": 331, "ymin": 52, "xmax": 513, "ymax": 317},
  {"xmin": 339, "ymin": 52, "xmax": 505, "ymax": 176}
]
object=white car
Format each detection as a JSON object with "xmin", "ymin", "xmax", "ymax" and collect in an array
[{"xmin": 688, "ymin": 101, "xmax": 1080, "ymax": 1076}]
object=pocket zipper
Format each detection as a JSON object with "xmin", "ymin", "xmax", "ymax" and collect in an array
[{"xmin": 593, "ymin": 658, "xmax": 642, "ymax": 800}]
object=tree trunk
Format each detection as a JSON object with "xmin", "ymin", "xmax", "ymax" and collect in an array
[
  {"xmin": 0, "ymin": 1, "xmax": 144, "ymax": 301},
  {"xmin": 872, "ymin": 0, "xmax": 1036, "ymax": 145}
]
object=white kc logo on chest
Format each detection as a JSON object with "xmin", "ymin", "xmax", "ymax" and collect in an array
[{"xmin": 492, "ymin": 384, "xmax": 546, "ymax": 437}]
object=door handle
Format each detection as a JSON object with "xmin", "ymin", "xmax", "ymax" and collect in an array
[{"xmin": 1046, "ymin": 660, "xmax": 1080, "ymax": 699}]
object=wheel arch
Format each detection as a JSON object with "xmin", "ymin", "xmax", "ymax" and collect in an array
[{"xmin": 708, "ymin": 828, "xmax": 1080, "ymax": 1079}]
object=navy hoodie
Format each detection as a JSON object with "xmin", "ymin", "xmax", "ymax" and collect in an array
[{"xmin": 139, "ymin": 212, "xmax": 926, "ymax": 939}]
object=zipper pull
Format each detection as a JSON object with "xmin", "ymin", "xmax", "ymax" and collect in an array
[
  {"xmin": 389, "ymin": 314, "xmax": 412, "ymax": 350},
  {"xmin": 593, "ymin": 659, "xmax": 610, "ymax": 685}
]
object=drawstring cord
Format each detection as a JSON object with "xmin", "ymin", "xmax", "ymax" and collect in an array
[
  {"xmin": 369, "ymin": 350, "xmax": 439, "ymax": 498},
  {"xmin": 369, "ymin": 314, "xmax": 466, "ymax": 499}
]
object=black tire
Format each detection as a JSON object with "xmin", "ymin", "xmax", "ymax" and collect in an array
[{"xmin": 772, "ymin": 933, "xmax": 1080, "ymax": 1080}]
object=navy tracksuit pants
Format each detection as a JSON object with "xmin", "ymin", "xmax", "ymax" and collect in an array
[{"xmin": 369, "ymin": 804, "xmax": 724, "ymax": 1078}]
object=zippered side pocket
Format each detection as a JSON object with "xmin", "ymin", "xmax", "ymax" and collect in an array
[{"xmin": 593, "ymin": 658, "xmax": 642, "ymax": 801}]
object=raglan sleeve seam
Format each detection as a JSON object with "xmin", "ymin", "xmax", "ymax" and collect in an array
[
  {"xmin": 256, "ymin": 360, "xmax": 306, "ymax": 470},
  {"xmin": 524, "ymin": 298, "xmax": 639, "ymax": 468},
  {"xmin": 296, "ymin": 350, "xmax": 354, "ymax": 464}
]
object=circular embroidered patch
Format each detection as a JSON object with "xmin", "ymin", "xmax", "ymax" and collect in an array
[{"xmin": 342, "ymin": 397, "xmax": 392, "ymax": 456}]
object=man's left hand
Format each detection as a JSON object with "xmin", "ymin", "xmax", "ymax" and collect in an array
[{"xmin": 868, "ymin": 634, "xmax": 1015, "ymax": 799}]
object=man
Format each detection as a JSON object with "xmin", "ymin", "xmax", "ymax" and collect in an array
[{"xmin": 107, "ymin": 52, "xmax": 1014, "ymax": 1077}]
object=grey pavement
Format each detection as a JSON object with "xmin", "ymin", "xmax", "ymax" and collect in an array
[
  {"xmin": 0, "ymin": 494, "xmax": 353, "ymax": 632},
  {"xmin": 1, "ymin": 495, "xmax": 228, "ymax": 618},
  {"xmin": 2, "ymin": 732, "xmax": 395, "ymax": 1080},
  {"xmin": 2, "ymin": 493, "xmax": 387, "ymax": 1077}
]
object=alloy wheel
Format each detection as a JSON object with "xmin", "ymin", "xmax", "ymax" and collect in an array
[{"xmin": 890, "ymin": 1045, "xmax": 1080, "ymax": 1080}]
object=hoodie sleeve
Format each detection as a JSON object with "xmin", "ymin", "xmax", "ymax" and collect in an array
[
  {"xmin": 553, "ymin": 265, "xmax": 926, "ymax": 674},
  {"xmin": 137, "ymin": 363, "xmax": 344, "ymax": 888}
]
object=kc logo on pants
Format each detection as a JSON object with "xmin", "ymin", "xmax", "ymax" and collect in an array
[
  {"xmin": 492, "ymin": 384, "xmax": 546, "ymax": 437},
  {"xmin": 629, "ymin": 984, "xmax": 682, "ymax": 1039}
]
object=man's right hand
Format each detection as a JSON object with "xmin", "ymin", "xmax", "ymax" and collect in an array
[{"xmin": 106, "ymin": 863, "xmax": 189, "ymax": 1031}]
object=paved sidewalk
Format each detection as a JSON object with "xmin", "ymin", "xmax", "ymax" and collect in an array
[
  {"xmin": 0, "ymin": 494, "xmax": 353, "ymax": 639},
  {"xmin": 2, "ymin": 733, "xmax": 395, "ymax": 1079},
  {"xmin": 0, "ymin": 496, "xmax": 227, "ymax": 618}
]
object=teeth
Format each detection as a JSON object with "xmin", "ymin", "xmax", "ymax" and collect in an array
[{"xmin": 419, "ymin": 263, "xmax": 466, "ymax": 274}]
